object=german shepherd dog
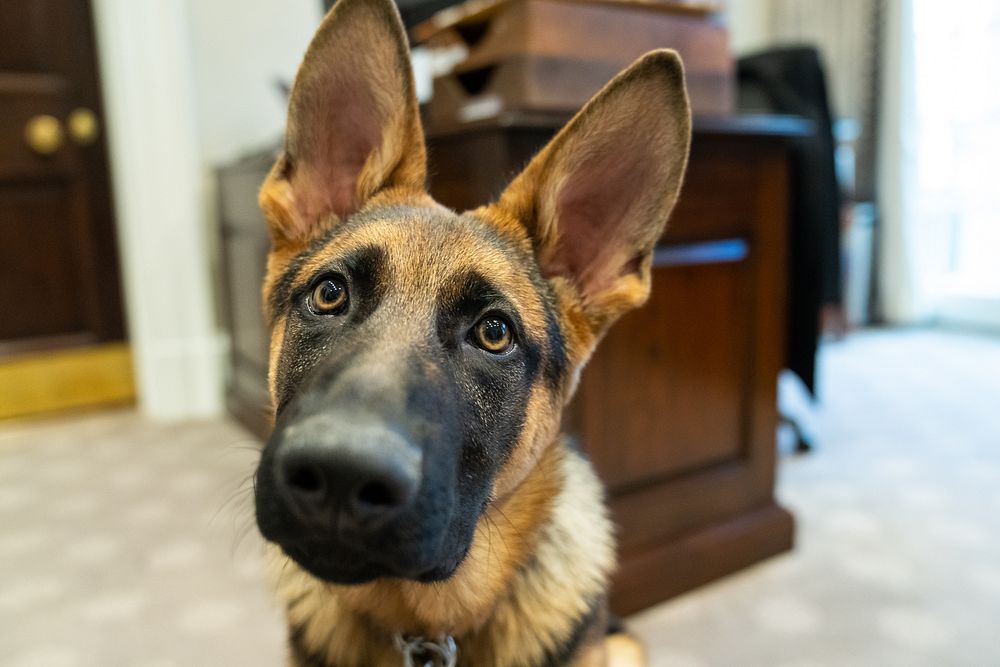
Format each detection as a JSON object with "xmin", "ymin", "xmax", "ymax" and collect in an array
[{"xmin": 252, "ymin": 0, "xmax": 690, "ymax": 664}]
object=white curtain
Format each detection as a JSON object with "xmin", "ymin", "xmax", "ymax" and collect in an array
[
  {"xmin": 768, "ymin": 0, "xmax": 880, "ymax": 202},
  {"xmin": 877, "ymin": 0, "xmax": 920, "ymax": 322},
  {"xmin": 879, "ymin": 0, "xmax": 1000, "ymax": 327},
  {"xmin": 767, "ymin": 0, "xmax": 876, "ymax": 123}
]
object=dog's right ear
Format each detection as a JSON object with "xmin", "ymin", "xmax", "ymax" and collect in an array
[
  {"xmin": 260, "ymin": 0, "xmax": 426, "ymax": 250},
  {"xmin": 486, "ymin": 51, "xmax": 691, "ymax": 338}
]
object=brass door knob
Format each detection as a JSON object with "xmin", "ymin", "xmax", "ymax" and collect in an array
[
  {"xmin": 68, "ymin": 107, "xmax": 100, "ymax": 145},
  {"xmin": 25, "ymin": 115, "xmax": 64, "ymax": 156}
]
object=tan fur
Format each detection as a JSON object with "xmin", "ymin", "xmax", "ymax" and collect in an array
[
  {"xmin": 604, "ymin": 634, "xmax": 647, "ymax": 667},
  {"xmin": 254, "ymin": 0, "xmax": 691, "ymax": 664},
  {"xmin": 572, "ymin": 644, "xmax": 608, "ymax": 667}
]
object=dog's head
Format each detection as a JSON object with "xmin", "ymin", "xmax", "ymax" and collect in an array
[{"xmin": 254, "ymin": 0, "xmax": 690, "ymax": 585}]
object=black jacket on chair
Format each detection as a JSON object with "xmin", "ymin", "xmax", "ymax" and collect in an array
[{"xmin": 738, "ymin": 46, "xmax": 843, "ymax": 398}]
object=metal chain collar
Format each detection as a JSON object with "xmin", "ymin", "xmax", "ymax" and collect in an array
[{"xmin": 393, "ymin": 633, "xmax": 458, "ymax": 667}]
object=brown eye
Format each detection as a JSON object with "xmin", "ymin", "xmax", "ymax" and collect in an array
[
  {"xmin": 474, "ymin": 316, "xmax": 513, "ymax": 353},
  {"xmin": 308, "ymin": 277, "xmax": 347, "ymax": 314}
]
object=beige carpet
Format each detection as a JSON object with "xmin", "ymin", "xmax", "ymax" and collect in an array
[{"xmin": 1, "ymin": 328, "xmax": 999, "ymax": 666}]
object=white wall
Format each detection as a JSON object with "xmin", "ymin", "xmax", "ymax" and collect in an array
[
  {"xmin": 726, "ymin": 0, "xmax": 774, "ymax": 56},
  {"xmin": 877, "ymin": 0, "xmax": 922, "ymax": 323},
  {"xmin": 185, "ymin": 1, "xmax": 322, "ymax": 165},
  {"xmin": 93, "ymin": 0, "xmax": 321, "ymax": 419}
]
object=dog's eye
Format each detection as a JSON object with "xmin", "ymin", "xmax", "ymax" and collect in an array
[
  {"xmin": 308, "ymin": 277, "xmax": 348, "ymax": 315},
  {"xmin": 472, "ymin": 315, "xmax": 513, "ymax": 354}
]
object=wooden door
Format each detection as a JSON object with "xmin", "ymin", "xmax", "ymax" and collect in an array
[{"xmin": 0, "ymin": 0, "xmax": 133, "ymax": 418}]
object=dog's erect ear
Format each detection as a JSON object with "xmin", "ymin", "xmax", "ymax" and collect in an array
[
  {"xmin": 490, "ymin": 50, "xmax": 691, "ymax": 334},
  {"xmin": 260, "ymin": 0, "xmax": 426, "ymax": 249}
]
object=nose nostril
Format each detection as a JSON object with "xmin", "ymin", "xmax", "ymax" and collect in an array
[
  {"xmin": 356, "ymin": 480, "xmax": 397, "ymax": 508},
  {"xmin": 287, "ymin": 464, "xmax": 323, "ymax": 494}
]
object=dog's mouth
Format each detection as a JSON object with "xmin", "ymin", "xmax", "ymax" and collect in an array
[
  {"xmin": 278, "ymin": 536, "xmax": 473, "ymax": 584},
  {"xmin": 263, "ymin": 511, "xmax": 475, "ymax": 584}
]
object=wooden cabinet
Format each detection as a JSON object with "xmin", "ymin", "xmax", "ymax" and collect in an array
[
  {"xmin": 217, "ymin": 152, "xmax": 275, "ymax": 438},
  {"xmin": 425, "ymin": 114, "xmax": 802, "ymax": 614},
  {"xmin": 218, "ymin": 114, "xmax": 803, "ymax": 615}
]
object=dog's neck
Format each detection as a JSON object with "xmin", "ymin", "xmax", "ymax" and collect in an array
[{"xmin": 270, "ymin": 440, "xmax": 614, "ymax": 667}]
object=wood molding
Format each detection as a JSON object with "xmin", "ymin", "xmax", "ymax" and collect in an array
[
  {"xmin": 610, "ymin": 502, "xmax": 794, "ymax": 615},
  {"xmin": 0, "ymin": 343, "xmax": 135, "ymax": 420}
]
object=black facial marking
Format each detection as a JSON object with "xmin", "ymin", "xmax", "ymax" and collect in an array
[
  {"xmin": 268, "ymin": 233, "xmax": 339, "ymax": 322},
  {"xmin": 540, "ymin": 294, "xmax": 568, "ymax": 392},
  {"xmin": 437, "ymin": 272, "xmax": 508, "ymax": 330},
  {"xmin": 327, "ymin": 244, "xmax": 385, "ymax": 324},
  {"xmin": 428, "ymin": 269, "xmax": 541, "ymax": 546},
  {"xmin": 435, "ymin": 271, "xmax": 538, "ymax": 368},
  {"xmin": 459, "ymin": 211, "xmax": 568, "ymax": 393},
  {"xmin": 273, "ymin": 244, "xmax": 387, "ymax": 415}
]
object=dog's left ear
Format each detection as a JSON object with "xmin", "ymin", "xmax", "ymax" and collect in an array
[
  {"xmin": 260, "ymin": 0, "xmax": 426, "ymax": 250},
  {"xmin": 489, "ymin": 50, "xmax": 691, "ymax": 335}
]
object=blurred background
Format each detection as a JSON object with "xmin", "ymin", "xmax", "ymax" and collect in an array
[{"xmin": 1, "ymin": 1, "xmax": 999, "ymax": 665}]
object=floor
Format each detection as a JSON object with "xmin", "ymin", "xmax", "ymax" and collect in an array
[{"xmin": 1, "ymin": 329, "xmax": 999, "ymax": 667}]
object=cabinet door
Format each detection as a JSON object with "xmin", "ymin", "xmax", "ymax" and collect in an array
[{"xmin": 578, "ymin": 246, "xmax": 753, "ymax": 490}]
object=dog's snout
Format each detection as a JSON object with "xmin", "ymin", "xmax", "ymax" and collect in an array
[
  {"xmin": 280, "ymin": 447, "xmax": 418, "ymax": 525},
  {"xmin": 276, "ymin": 420, "xmax": 421, "ymax": 530}
]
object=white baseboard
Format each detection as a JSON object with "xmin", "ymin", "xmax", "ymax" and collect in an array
[{"xmin": 133, "ymin": 334, "xmax": 229, "ymax": 420}]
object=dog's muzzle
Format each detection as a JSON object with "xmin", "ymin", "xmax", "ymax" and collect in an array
[{"xmin": 254, "ymin": 396, "xmax": 469, "ymax": 584}]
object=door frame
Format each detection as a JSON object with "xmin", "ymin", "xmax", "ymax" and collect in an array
[{"xmin": 91, "ymin": 0, "xmax": 225, "ymax": 418}]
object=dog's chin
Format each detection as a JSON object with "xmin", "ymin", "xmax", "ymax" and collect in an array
[{"xmin": 279, "ymin": 539, "xmax": 471, "ymax": 585}]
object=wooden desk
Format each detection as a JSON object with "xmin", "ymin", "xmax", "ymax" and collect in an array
[
  {"xmin": 217, "ymin": 114, "xmax": 805, "ymax": 615},
  {"xmin": 425, "ymin": 113, "xmax": 804, "ymax": 613}
]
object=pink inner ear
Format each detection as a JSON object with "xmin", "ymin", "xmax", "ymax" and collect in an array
[
  {"xmin": 290, "ymin": 70, "xmax": 387, "ymax": 226},
  {"xmin": 552, "ymin": 148, "xmax": 657, "ymax": 298}
]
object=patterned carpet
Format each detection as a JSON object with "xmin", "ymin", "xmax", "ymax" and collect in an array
[
  {"xmin": 1, "ymin": 328, "xmax": 998, "ymax": 666},
  {"xmin": 631, "ymin": 328, "xmax": 1000, "ymax": 666}
]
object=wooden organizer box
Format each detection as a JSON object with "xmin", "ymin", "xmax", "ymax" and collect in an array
[{"xmin": 414, "ymin": 0, "xmax": 734, "ymax": 126}]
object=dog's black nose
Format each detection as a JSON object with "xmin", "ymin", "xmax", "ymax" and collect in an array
[{"xmin": 277, "ymin": 424, "xmax": 420, "ymax": 529}]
